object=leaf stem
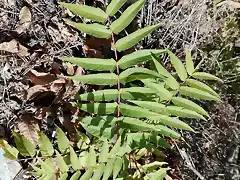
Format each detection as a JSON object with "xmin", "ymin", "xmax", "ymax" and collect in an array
[{"xmin": 107, "ymin": 16, "xmax": 121, "ymax": 141}]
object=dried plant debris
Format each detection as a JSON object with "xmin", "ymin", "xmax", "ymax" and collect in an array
[
  {"xmin": 15, "ymin": 6, "xmax": 32, "ymax": 34},
  {"xmin": 0, "ymin": 40, "xmax": 29, "ymax": 57}
]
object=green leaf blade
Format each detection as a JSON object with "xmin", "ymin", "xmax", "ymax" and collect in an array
[
  {"xmin": 179, "ymin": 86, "xmax": 220, "ymax": 101},
  {"xmin": 186, "ymin": 79, "xmax": 220, "ymax": 98},
  {"xmin": 115, "ymin": 24, "xmax": 161, "ymax": 52},
  {"xmin": 99, "ymin": 141, "xmax": 109, "ymax": 163},
  {"xmin": 55, "ymin": 150, "xmax": 69, "ymax": 173},
  {"xmin": 102, "ymin": 158, "xmax": 114, "ymax": 180},
  {"xmin": 118, "ymin": 49, "xmax": 166, "ymax": 69},
  {"xmin": 113, "ymin": 157, "xmax": 123, "ymax": 179},
  {"xmin": 69, "ymin": 146, "xmax": 81, "ymax": 170},
  {"xmin": 167, "ymin": 50, "xmax": 187, "ymax": 81},
  {"xmin": 57, "ymin": 127, "xmax": 69, "ymax": 153},
  {"xmin": 172, "ymin": 97, "xmax": 209, "ymax": 117},
  {"xmin": 64, "ymin": 20, "xmax": 111, "ymax": 39},
  {"xmin": 63, "ymin": 57, "xmax": 116, "ymax": 71},
  {"xmin": 110, "ymin": 0, "xmax": 144, "ymax": 34},
  {"xmin": 192, "ymin": 72, "xmax": 223, "ymax": 82},
  {"xmin": 38, "ymin": 132, "xmax": 54, "ymax": 157},
  {"xmin": 76, "ymin": 103, "xmax": 118, "ymax": 115},
  {"xmin": 67, "ymin": 73, "xmax": 118, "ymax": 85},
  {"xmin": 92, "ymin": 163, "xmax": 105, "ymax": 180},
  {"xmin": 107, "ymin": 0, "xmax": 127, "ymax": 16},
  {"xmin": 70, "ymin": 171, "xmax": 81, "ymax": 180},
  {"xmin": 185, "ymin": 49, "xmax": 194, "ymax": 75},
  {"xmin": 60, "ymin": 3, "xmax": 107, "ymax": 23},
  {"xmin": 79, "ymin": 89, "xmax": 119, "ymax": 101}
]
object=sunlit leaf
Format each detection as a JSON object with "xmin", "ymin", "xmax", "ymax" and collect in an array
[
  {"xmin": 185, "ymin": 49, "xmax": 194, "ymax": 75},
  {"xmin": 64, "ymin": 19, "xmax": 111, "ymax": 38},
  {"xmin": 118, "ymin": 49, "xmax": 166, "ymax": 69},
  {"xmin": 55, "ymin": 150, "xmax": 69, "ymax": 173},
  {"xmin": 120, "ymin": 117, "xmax": 160, "ymax": 131},
  {"xmin": 70, "ymin": 171, "xmax": 81, "ymax": 180},
  {"xmin": 69, "ymin": 146, "xmax": 81, "ymax": 170},
  {"xmin": 1, "ymin": 140, "xmax": 19, "ymax": 160},
  {"xmin": 142, "ymin": 161, "xmax": 166, "ymax": 173},
  {"xmin": 59, "ymin": 172, "xmax": 68, "ymax": 180},
  {"xmin": 99, "ymin": 141, "xmax": 109, "ymax": 163},
  {"xmin": 149, "ymin": 115, "xmax": 193, "ymax": 131},
  {"xmin": 180, "ymin": 86, "xmax": 220, "ymax": 101},
  {"xmin": 13, "ymin": 131, "xmax": 35, "ymax": 157},
  {"xmin": 166, "ymin": 106, "xmax": 206, "ymax": 120},
  {"xmin": 79, "ymin": 167, "xmax": 94, "ymax": 180},
  {"xmin": 102, "ymin": 158, "xmax": 114, "ymax": 180},
  {"xmin": 29, "ymin": 163, "xmax": 44, "ymax": 177},
  {"xmin": 151, "ymin": 53, "xmax": 179, "ymax": 90},
  {"xmin": 57, "ymin": 127, "xmax": 69, "ymax": 153},
  {"xmin": 107, "ymin": 0, "xmax": 127, "ymax": 16},
  {"xmin": 63, "ymin": 57, "xmax": 116, "ymax": 71},
  {"xmin": 116, "ymin": 24, "xmax": 161, "ymax": 52},
  {"xmin": 88, "ymin": 146, "xmax": 96, "ymax": 167},
  {"xmin": 113, "ymin": 157, "xmax": 123, "ymax": 179},
  {"xmin": 120, "ymin": 103, "xmax": 159, "ymax": 118},
  {"xmin": 76, "ymin": 103, "xmax": 118, "ymax": 115},
  {"xmin": 37, "ymin": 157, "xmax": 55, "ymax": 174},
  {"xmin": 92, "ymin": 163, "xmax": 105, "ymax": 180},
  {"xmin": 129, "ymin": 100, "xmax": 166, "ymax": 114},
  {"xmin": 79, "ymin": 89, "xmax": 119, "ymax": 101},
  {"xmin": 192, "ymin": 72, "xmax": 223, "ymax": 82},
  {"xmin": 186, "ymin": 79, "xmax": 220, "ymax": 98},
  {"xmin": 67, "ymin": 73, "xmax": 118, "ymax": 85},
  {"xmin": 38, "ymin": 132, "xmax": 54, "ymax": 157},
  {"xmin": 119, "ymin": 67, "xmax": 163, "ymax": 83},
  {"xmin": 60, "ymin": 2, "xmax": 107, "ymax": 23},
  {"xmin": 110, "ymin": 0, "xmax": 144, "ymax": 34},
  {"xmin": 167, "ymin": 50, "xmax": 187, "ymax": 81},
  {"xmin": 172, "ymin": 97, "xmax": 209, "ymax": 117}
]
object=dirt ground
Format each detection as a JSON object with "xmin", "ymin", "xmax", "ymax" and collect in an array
[{"xmin": 0, "ymin": 0, "xmax": 239, "ymax": 179}]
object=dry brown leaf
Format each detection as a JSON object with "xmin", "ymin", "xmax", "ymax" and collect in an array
[
  {"xmin": 18, "ymin": 113, "xmax": 40, "ymax": 144},
  {"xmin": 66, "ymin": 62, "xmax": 75, "ymax": 75},
  {"xmin": 26, "ymin": 69, "xmax": 56, "ymax": 85},
  {"xmin": 0, "ymin": 39, "xmax": 29, "ymax": 56},
  {"xmin": 50, "ymin": 78, "xmax": 66, "ymax": 92},
  {"xmin": 16, "ymin": 6, "xmax": 31, "ymax": 33},
  {"xmin": 25, "ymin": 85, "xmax": 49, "ymax": 100}
]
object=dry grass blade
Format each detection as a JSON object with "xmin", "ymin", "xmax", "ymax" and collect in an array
[{"xmin": 16, "ymin": 6, "xmax": 31, "ymax": 33}]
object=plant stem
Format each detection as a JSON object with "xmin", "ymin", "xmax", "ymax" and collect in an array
[{"xmin": 107, "ymin": 16, "xmax": 121, "ymax": 141}]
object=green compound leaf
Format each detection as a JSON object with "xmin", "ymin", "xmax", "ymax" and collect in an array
[
  {"xmin": 60, "ymin": 2, "xmax": 107, "ymax": 23},
  {"xmin": 185, "ymin": 49, "xmax": 194, "ymax": 75},
  {"xmin": 151, "ymin": 53, "xmax": 179, "ymax": 90},
  {"xmin": 167, "ymin": 50, "xmax": 187, "ymax": 81},
  {"xmin": 116, "ymin": 24, "xmax": 161, "ymax": 52},
  {"xmin": 180, "ymin": 86, "xmax": 220, "ymax": 101},
  {"xmin": 172, "ymin": 97, "xmax": 209, "ymax": 117},
  {"xmin": 118, "ymin": 49, "xmax": 167, "ymax": 69},
  {"xmin": 64, "ymin": 19, "xmax": 111, "ymax": 39},
  {"xmin": 186, "ymin": 79, "xmax": 220, "ymax": 99},
  {"xmin": 192, "ymin": 72, "xmax": 223, "ymax": 82},
  {"xmin": 63, "ymin": 57, "xmax": 116, "ymax": 71},
  {"xmin": 166, "ymin": 106, "xmax": 206, "ymax": 120},
  {"xmin": 76, "ymin": 103, "xmax": 118, "ymax": 115},
  {"xmin": 57, "ymin": 127, "xmax": 69, "ymax": 153},
  {"xmin": 55, "ymin": 150, "xmax": 69, "ymax": 173},
  {"xmin": 110, "ymin": 0, "xmax": 144, "ymax": 34},
  {"xmin": 106, "ymin": 0, "xmax": 127, "ymax": 16},
  {"xmin": 67, "ymin": 73, "xmax": 118, "ymax": 85},
  {"xmin": 119, "ymin": 67, "xmax": 164, "ymax": 84},
  {"xmin": 38, "ymin": 132, "xmax": 54, "ymax": 157}
]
